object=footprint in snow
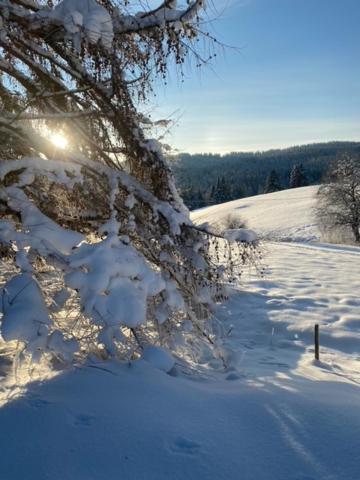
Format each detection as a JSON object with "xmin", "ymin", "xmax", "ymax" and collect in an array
[
  {"xmin": 170, "ymin": 437, "xmax": 201, "ymax": 455},
  {"xmin": 261, "ymin": 355, "xmax": 275, "ymax": 361},
  {"xmin": 28, "ymin": 397, "xmax": 52, "ymax": 409},
  {"xmin": 73, "ymin": 414, "xmax": 95, "ymax": 427},
  {"xmin": 226, "ymin": 372, "xmax": 244, "ymax": 381}
]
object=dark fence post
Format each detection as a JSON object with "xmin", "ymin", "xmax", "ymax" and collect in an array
[{"xmin": 314, "ymin": 324, "xmax": 320, "ymax": 361}]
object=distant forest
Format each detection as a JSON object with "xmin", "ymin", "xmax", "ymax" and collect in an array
[{"xmin": 171, "ymin": 142, "xmax": 360, "ymax": 209}]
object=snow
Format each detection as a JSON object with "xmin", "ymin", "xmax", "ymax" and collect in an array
[
  {"xmin": 0, "ymin": 273, "xmax": 79, "ymax": 362},
  {"xmin": 49, "ymin": 0, "xmax": 114, "ymax": 50},
  {"xmin": 116, "ymin": 1, "xmax": 204, "ymax": 33},
  {"xmin": 65, "ymin": 233, "xmax": 166, "ymax": 335},
  {"xmin": 0, "ymin": 155, "xmax": 191, "ymax": 238},
  {"xmin": 224, "ymin": 228, "xmax": 258, "ymax": 243},
  {"xmin": 192, "ymin": 185, "xmax": 320, "ymax": 242},
  {"xmin": 0, "ymin": 156, "xmax": 192, "ymax": 364},
  {"xmin": 0, "ymin": 185, "xmax": 359, "ymax": 479},
  {"xmin": 47, "ymin": 330, "xmax": 78, "ymax": 363},
  {"xmin": 0, "ymin": 157, "xmax": 83, "ymax": 187},
  {"xmin": 125, "ymin": 193, "xmax": 136, "ymax": 210},
  {"xmin": 142, "ymin": 346, "xmax": 175, "ymax": 372},
  {"xmin": 28, "ymin": 0, "xmax": 204, "ymax": 49},
  {"xmin": 0, "ymin": 273, "xmax": 50, "ymax": 345},
  {"xmin": 1, "ymin": 187, "xmax": 84, "ymax": 256},
  {"xmin": 0, "ymin": 356, "xmax": 358, "ymax": 479},
  {"xmin": 220, "ymin": 242, "xmax": 360, "ymax": 378}
]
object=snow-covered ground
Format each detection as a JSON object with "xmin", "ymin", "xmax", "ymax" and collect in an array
[
  {"xmin": 0, "ymin": 187, "xmax": 359, "ymax": 480},
  {"xmin": 192, "ymin": 185, "xmax": 320, "ymax": 242}
]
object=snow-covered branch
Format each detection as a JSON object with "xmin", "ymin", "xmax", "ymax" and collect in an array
[
  {"xmin": 114, "ymin": 0, "xmax": 205, "ymax": 34},
  {"xmin": 0, "ymin": 0, "xmax": 206, "ymax": 54},
  {"xmin": 0, "ymin": 1, "xmax": 256, "ymax": 371}
]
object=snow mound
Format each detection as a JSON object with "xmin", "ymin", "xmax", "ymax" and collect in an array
[
  {"xmin": 224, "ymin": 228, "xmax": 258, "ymax": 243},
  {"xmin": 142, "ymin": 346, "xmax": 175, "ymax": 372},
  {"xmin": 0, "ymin": 273, "xmax": 50, "ymax": 344},
  {"xmin": 0, "ymin": 273, "xmax": 78, "ymax": 361}
]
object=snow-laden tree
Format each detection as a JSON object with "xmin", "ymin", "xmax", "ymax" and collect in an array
[
  {"xmin": 0, "ymin": 0, "xmax": 258, "ymax": 370},
  {"xmin": 316, "ymin": 154, "xmax": 360, "ymax": 244}
]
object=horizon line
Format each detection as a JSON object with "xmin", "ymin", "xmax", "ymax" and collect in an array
[{"xmin": 172, "ymin": 139, "xmax": 360, "ymax": 156}]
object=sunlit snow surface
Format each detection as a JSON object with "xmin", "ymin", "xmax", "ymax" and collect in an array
[
  {"xmin": 0, "ymin": 186, "xmax": 359, "ymax": 479},
  {"xmin": 192, "ymin": 185, "xmax": 320, "ymax": 242}
]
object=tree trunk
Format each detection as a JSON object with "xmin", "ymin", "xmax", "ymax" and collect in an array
[{"xmin": 351, "ymin": 223, "xmax": 360, "ymax": 243}]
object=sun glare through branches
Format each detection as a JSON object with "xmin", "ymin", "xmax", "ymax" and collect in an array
[{"xmin": 49, "ymin": 132, "xmax": 68, "ymax": 150}]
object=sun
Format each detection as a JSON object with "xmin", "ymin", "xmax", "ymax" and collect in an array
[{"xmin": 50, "ymin": 132, "xmax": 68, "ymax": 150}]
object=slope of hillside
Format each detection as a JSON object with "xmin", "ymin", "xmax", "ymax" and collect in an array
[
  {"xmin": 0, "ymin": 188, "xmax": 359, "ymax": 479},
  {"xmin": 191, "ymin": 185, "xmax": 320, "ymax": 242}
]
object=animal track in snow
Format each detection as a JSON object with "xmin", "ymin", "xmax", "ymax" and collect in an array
[
  {"xmin": 73, "ymin": 413, "xmax": 95, "ymax": 427},
  {"xmin": 170, "ymin": 436, "xmax": 201, "ymax": 455}
]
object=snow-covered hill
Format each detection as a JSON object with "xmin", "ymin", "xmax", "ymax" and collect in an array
[
  {"xmin": 191, "ymin": 185, "xmax": 320, "ymax": 242},
  {"xmin": 0, "ymin": 187, "xmax": 359, "ymax": 480}
]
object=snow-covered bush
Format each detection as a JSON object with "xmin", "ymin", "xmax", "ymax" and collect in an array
[
  {"xmin": 222, "ymin": 214, "xmax": 248, "ymax": 231},
  {"xmin": 0, "ymin": 0, "xmax": 260, "ymax": 370}
]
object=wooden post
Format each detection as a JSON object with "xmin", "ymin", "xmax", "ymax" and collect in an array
[{"xmin": 314, "ymin": 324, "xmax": 320, "ymax": 361}]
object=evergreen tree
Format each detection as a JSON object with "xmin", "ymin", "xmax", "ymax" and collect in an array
[
  {"xmin": 231, "ymin": 183, "xmax": 245, "ymax": 201},
  {"xmin": 194, "ymin": 189, "xmax": 206, "ymax": 209},
  {"xmin": 172, "ymin": 143, "xmax": 360, "ymax": 201},
  {"xmin": 182, "ymin": 186, "xmax": 197, "ymax": 210},
  {"xmin": 213, "ymin": 176, "xmax": 232, "ymax": 203},
  {"xmin": 220, "ymin": 177, "xmax": 232, "ymax": 202},
  {"xmin": 264, "ymin": 170, "xmax": 281, "ymax": 193},
  {"xmin": 290, "ymin": 164, "xmax": 307, "ymax": 188},
  {"xmin": 209, "ymin": 184, "xmax": 216, "ymax": 204}
]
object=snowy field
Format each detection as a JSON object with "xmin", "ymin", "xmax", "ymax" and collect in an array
[
  {"xmin": 0, "ymin": 187, "xmax": 359, "ymax": 480},
  {"xmin": 192, "ymin": 185, "xmax": 320, "ymax": 242}
]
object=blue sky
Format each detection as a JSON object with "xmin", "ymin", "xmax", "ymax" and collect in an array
[{"xmin": 153, "ymin": 0, "xmax": 360, "ymax": 153}]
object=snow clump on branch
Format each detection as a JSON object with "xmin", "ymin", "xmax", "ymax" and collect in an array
[{"xmin": 0, "ymin": 0, "xmax": 260, "ymax": 372}]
